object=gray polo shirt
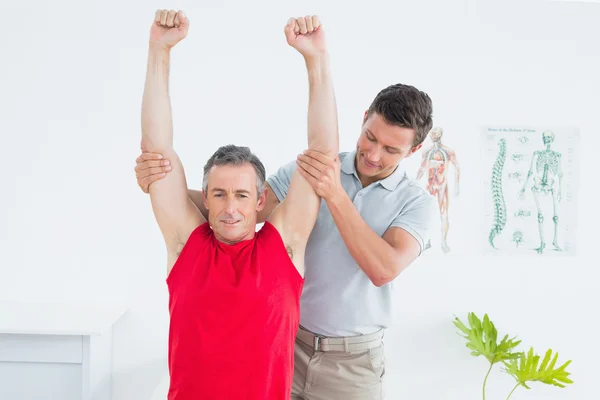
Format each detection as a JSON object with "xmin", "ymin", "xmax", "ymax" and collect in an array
[{"xmin": 267, "ymin": 151, "xmax": 437, "ymax": 337}]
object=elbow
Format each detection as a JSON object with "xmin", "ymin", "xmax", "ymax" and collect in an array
[
  {"xmin": 371, "ymin": 274, "xmax": 394, "ymax": 288},
  {"xmin": 369, "ymin": 260, "xmax": 403, "ymax": 287}
]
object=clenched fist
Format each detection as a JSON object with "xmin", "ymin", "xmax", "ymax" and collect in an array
[
  {"xmin": 150, "ymin": 9, "xmax": 189, "ymax": 50},
  {"xmin": 284, "ymin": 15, "xmax": 327, "ymax": 59}
]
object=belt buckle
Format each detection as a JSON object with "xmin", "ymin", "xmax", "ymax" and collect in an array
[{"xmin": 313, "ymin": 335, "xmax": 321, "ymax": 351}]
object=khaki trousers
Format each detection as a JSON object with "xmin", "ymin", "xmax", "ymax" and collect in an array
[{"xmin": 291, "ymin": 326, "xmax": 386, "ymax": 400}]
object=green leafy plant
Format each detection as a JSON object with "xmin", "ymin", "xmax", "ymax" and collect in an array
[
  {"xmin": 503, "ymin": 347, "xmax": 573, "ymax": 399},
  {"xmin": 453, "ymin": 312, "xmax": 573, "ymax": 400}
]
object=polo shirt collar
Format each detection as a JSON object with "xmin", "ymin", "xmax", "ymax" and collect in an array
[{"xmin": 341, "ymin": 151, "xmax": 406, "ymax": 191}]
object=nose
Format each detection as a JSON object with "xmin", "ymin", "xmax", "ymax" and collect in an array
[
  {"xmin": 224, "ymin": 199, "xmax": 237, "ymax": 216},
  {"xmin": 367, "ymin": 150, "xmax": 381, "ymax": 163}
]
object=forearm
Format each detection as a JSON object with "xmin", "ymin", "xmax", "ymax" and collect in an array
[
  {"xmin": 141, "ymin": 45, "xmax": 174, "ymax": 152},
  {"xmin": 305, "ymin": 53, "xmax": 338, "ymax": 158},
  {"xmin": 327, "ymin": 193, "xmax": 397, "ymax": 287}
]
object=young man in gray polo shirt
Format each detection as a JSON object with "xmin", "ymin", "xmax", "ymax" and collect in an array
[{"xmin": 134, "ymin": 38, "xmax": 436, "ymax": 400}]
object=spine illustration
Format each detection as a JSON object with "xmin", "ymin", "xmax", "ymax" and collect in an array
[{"xmin": 489, "ymin": 138, "xmax": 507, "ymax": 248}]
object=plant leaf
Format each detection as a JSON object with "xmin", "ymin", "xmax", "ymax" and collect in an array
[
  {"xmin": 453, "ymin": 312, "xmax": 521, "ymax": 365},
  {"xmin": 503, "ymin": 347, "xmax": 574, "ymax": 389}
]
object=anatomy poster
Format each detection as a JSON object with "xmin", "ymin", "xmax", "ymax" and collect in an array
[
  {"xmin": 415, "ymin": 127, "xmax": 460, "ymax": 254},
  {"xmin": 481, "ymin": 126, "xmax": 579, "ymax": 256}
]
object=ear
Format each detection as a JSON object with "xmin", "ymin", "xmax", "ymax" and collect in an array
[
  {"xmin": 408, "ymin": 143, "xmax": 423, "ymax": 156},
  {"xmin": 256, "ymin": 186, "xmax": 268, "ymax": 212},
  {"xmin": 362, "ymin": 110, "xmax": 369, "ymax": 124}
]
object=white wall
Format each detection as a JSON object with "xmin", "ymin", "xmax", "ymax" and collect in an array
[{"xmin": 1, "ymin": 0, "xmax": 598, "ymax": 399}]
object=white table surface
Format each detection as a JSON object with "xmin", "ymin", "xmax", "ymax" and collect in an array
[{"xmin": 0, "ymin": 301, "xmax": 128, "ymax": 336}]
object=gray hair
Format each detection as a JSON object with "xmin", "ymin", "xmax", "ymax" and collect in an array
[{"xmin": 202, "ymin": 144, "xmax": 266, "ymax": 198}]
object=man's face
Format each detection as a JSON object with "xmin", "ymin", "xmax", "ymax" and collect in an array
[
  {"xmin": 202, "ymin": 163, "xmax": 266, "ymax": 244},
  {"xmin": 355, "ymin": 111, "xmax": 421, "ymax": 184}
]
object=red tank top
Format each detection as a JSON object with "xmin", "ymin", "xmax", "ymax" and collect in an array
[{"xmin": 166, "ymin": 221, "xmax": 304, "ymax": 400}]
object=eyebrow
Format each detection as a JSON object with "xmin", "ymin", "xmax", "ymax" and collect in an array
[
  {"xmin": 366, "ymin": 129, "xmax": 403, "ymax": 152},
  {"xmin": 211, "ymin": 188, "xmax": 251, "ymax": 195}
]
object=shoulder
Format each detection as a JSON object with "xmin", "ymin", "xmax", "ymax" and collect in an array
[
  {"xmin": 337, "ymin": 151, "xmax": 352, "ymax": 162},
  {"xmin": 398, "ymin": 178, "xmax": 437, "ymax": 211},
  {"xmin": 404, "ymin": 176, "xmax": 431, "ymax": 197}
]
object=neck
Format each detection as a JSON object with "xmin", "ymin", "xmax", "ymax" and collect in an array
[
  {"xmin": 354, "ymin": 157, "xmax": 397, "ymax": 188},
  {"xmin": 213, "ymin": 227, "xmax": 256, "ymax": 245}
]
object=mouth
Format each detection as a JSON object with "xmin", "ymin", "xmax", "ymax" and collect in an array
[
  {"xmin": 362, "ymin": 154, "xmax": 380, "ymax": 169},
  {"xmin": 220, "ymin": 220, "xmax": 241, "ymax": 225}
]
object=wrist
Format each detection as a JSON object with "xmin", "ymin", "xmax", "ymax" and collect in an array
[
  {"xmin": 326, "ymin": 187, "xmax": 346, "ymax": 208},
  {"xmin": 148, "ymin": 41, "xmax": 171, "ymax": 56},
  {"xmin": 304, "ymin": 51, "xmax": 330, "ymax": 69}
]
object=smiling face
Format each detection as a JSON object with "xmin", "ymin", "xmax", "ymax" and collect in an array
[
  {"xmin": 202, "ymin": 163, "xmax": 266, "ymax": 244},
  {"xmin": 355, "ymin": 111, "xmax": 422, "ymax": 186}
]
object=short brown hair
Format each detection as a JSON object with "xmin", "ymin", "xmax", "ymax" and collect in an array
[{"xmin": 367, "ymin": 83, "xmax": 433, "ymax": 147}]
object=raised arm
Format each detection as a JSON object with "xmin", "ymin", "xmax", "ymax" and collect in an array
[
  {"xmin": 141, "ymin": 9, "xmax": 204, "ymax": 273},
  {"xmin": 268, "ymin": 16, "xmax": 339, "ymax": 274}
]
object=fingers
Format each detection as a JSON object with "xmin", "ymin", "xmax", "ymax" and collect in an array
[
  {"xmin": 305, "ymin": 15, "xmax": 313, "ymax": 32},
  {"xmin": 159, "ymin": 9, "xmax": 168, "ymax": 25},
  {"xmin": 135, "ymin": 160, "xmax": 171, "ymax": 174},
  {"xmin": 134, "ymin": 152, "xmax": 171, "ymax": 180},
  {"xmin": 296, "ymin": 156, "xmax": 322, "ymax": 179},
  {"xmin": 286, "ymin": 15, "xmax": 321, "ymax": 36},
  {"xmin": 297, "ymin": 17, "xmax": 308, "ymax": 34},
  {"xmin": 300, "ymin": 149, "xmax": 334, "ymax": 166},
  {"xmin": 135, "ymin": 152, "xmax": 163, "ymax": 164},
  {"xmin": 137, "ymin": 165, "xmax": 170, "ymax": 178},
  {"xmin": 296, "ymin": 164, "xmax": 319, "ymax": 188},
  {"xmin": 155, "ymin": 9, "xmax": 188, "ymax": 28},
  {"xmin": 138, "ymin": 174, "xmax": 166, "ymax": 194},
  {"xmin": 134, "ymin": 156, "xmax": 170, "ymax": 194},
  {"xmin": 176, "ymin": 11, "xmax": 189, "ymax": 29},
  {"xmin": 284, "ymin": 18, "xmax": 297, "ymax": 42},
  {"xmin": 166, "ymin": 10, "xmax": 177, "ymax": 27},
  {"xmin": 311, "ymin": 15, "xmax": 321, "ymax": 31}
]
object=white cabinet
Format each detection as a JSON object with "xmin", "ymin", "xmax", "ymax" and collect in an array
[{"xmin": 0, "ymin": 302, "xmax": 127, "ymax": 400}]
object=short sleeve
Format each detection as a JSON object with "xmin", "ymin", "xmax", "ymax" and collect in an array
[
  {"xmin": 390, "ymin": 192, "xmax": 438, "ymax": 254},
  {"xmin": 266, "ymin": 159, "xmax": 297, "ymax": 202}
]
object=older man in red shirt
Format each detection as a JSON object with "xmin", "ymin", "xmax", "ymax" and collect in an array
[{"xmin": 140, "ymin": 9, "xmax": 338, "ymax": 400}]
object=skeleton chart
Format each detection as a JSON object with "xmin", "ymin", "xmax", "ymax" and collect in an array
[{"xmin": 481, "ymin": 126, "xmax": 579, "ymax": 256}]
